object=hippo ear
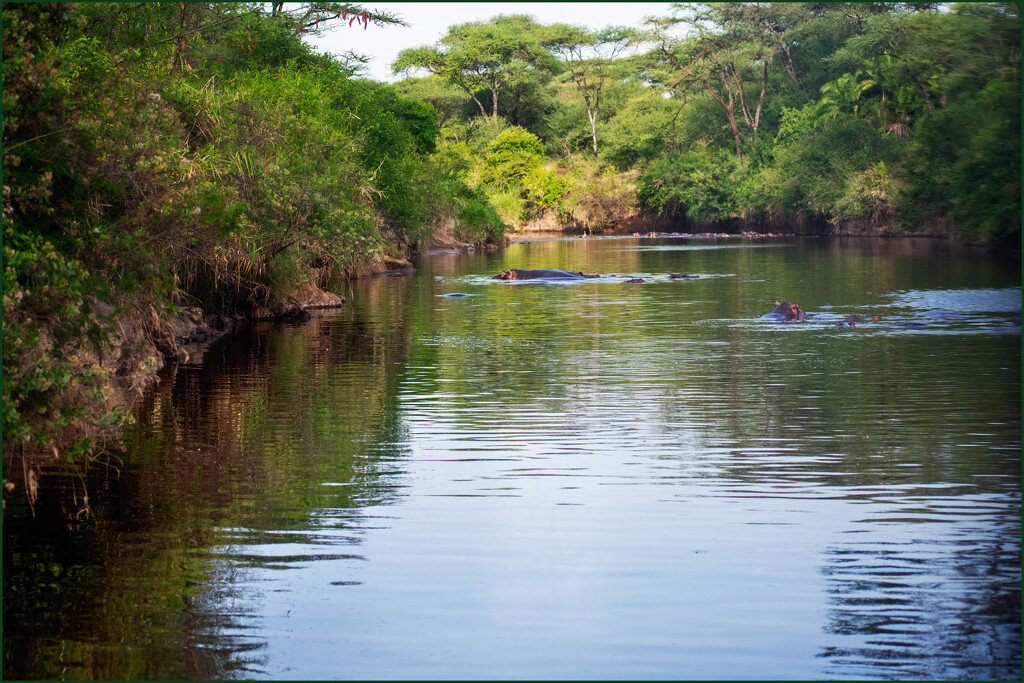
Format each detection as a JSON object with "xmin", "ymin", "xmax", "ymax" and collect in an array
[{"xmin": 776, "ymin": 301, "xmax": 781, "ymax": 306}]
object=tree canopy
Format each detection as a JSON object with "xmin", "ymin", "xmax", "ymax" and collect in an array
[{"xmin": 392, "ymin": 14, "xmax": 555, "ymax": 119}]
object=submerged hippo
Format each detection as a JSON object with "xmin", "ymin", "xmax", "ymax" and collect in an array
[
  {"xmin": 834, "ymin": 314, "xmax": 882, "ymax": 328},
  {"xmin": 493, "ymin": 269, "xmax": 598, "ymax": 280},
  {"xmin": 669, "ymin": 273, "xmax": 698, "ymax": 279},
  {"xmin": 763, "ymin": 301, "xmax": 805, "ymax": 321}
]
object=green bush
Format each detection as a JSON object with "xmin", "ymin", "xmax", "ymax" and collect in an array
[
  {"xmin": 2, "ymin": 220, "xmax": 128, "ymax": 454},
  {"xmin": 898, "ymin": 78, "xmax": 1021, "ymax": 243},
  {"xmin": 481, "ymin": 126, "xmax": 545, "ymax": 189},
  {"xmin": 465, "ymin": 115, "xmax": 511, "ymax": 152},
  {"xmin": 833, "ymin": 161, "xmax": 900, "ymax": 223},
  {"xmin": 556, "ymin": 160, "xmax": 638, "ymax": 231},
  {"xmin": 601, "ymin": 96, "xmax": 678, "ymax": 170},
  {"xmin": 754, "ymin": 106, "xmax": 899, "ymax": 220},
  {"xmin": 488, "ymin": 190, "xmax": 527, "ymax": 225},
  {"xmin": 637, "ymin": 147, "xmax": 740, "ymax": 221},
  {"xmin": 523, "ymin": 167, "xmax": 569, "ymax": 209},
  {"xmin": 455, "ymin": 196, "xmax": 507, "ymax": 242}
]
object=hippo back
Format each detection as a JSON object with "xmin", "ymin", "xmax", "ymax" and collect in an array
[{"xmin": 499, "ymin": 269, "xmax": 587, "ymax": 280}]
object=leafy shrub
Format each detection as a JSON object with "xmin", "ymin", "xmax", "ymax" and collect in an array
[
  {"xmin": 59, "ymin": 36, "xmax": 115, "ymax": 90},
  {"xmin": 602, "ymin": 95, "xmax": 680, "ymax": 169},
  {"xmin": 488, "ymin": 190, "xmax": 527, "ymax": 225},
  {"xmin": 1, "ymin": 220, "xmax": 127, "ymax": 454},
  {"xmin": 455, "ymin": 196, "xmax": 507, "ymax": 242},
  {"xmin": 898, "ymin": 78, "xmax": 1021, "ymax": 243},
  {"xmin": 833, "ymin": 161, "xmax": 900, "ymax": 224},
  {"xmin": 637, "ymin": 147, "xmax": 740, "ymax": 221},
  {"xmin": 465, "ymin": 115, "xmax": 511, "ymax": 152},
  {"xmin": 523, "ymin": 167, "xmax": 569, "ymax": 209},
  {"xmin": 481, "ymin": 126, "xmax": 545, "ymax": 189},
  {"xmin": 757, "ymin": 107, "xmax": 898, "ymax": 220}
]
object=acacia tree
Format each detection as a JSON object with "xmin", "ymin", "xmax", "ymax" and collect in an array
[
  {"xmin": 545, "ymin": 24, "xmax": 641, "ymax": 158},
  {"xmin": 268, "ymin": 2, "xmax": 405, "ymax": 35},
  {"xmin": 392, "ymin": 14, "xmax": 553, "ymax": 120},
  {"xmin": 648, "ymin": 2, "xmax": 786, "ymax": 158}
]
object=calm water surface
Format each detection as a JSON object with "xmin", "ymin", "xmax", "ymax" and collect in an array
[{"xmin": 4, "ymin": 236, "xmax": 1021, "ymax": 680}]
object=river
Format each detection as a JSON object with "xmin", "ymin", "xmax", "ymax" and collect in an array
[{"xmin": 3, "ymin": 235, "xmax": 1021, "ymax": 680}]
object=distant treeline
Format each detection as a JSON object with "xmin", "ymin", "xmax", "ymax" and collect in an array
[
  {"xmin": 391, "ymin": 2, "xmax": 1020, "ymax": 241},
  {"xmin": 2, "ymin": 2, "xmax": 1020, "ymax": 464}
]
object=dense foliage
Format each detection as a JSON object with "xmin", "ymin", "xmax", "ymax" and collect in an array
[
  {"xmin": 2, "ymin": 2, "xmax": 505, "ymax": 462},
  {"xmin": 391, "ymin": 2, "xmax": 1019, "ymax": 244},
  {"xmin": 3, "ymin": 1, "xmax": 1020, "ymax": 468}
]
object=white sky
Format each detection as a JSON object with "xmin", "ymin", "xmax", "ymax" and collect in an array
[{"xmin": 303, "ymin": 2, "xmax": 677, "ymax": 82}]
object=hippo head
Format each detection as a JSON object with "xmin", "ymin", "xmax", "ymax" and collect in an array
[
  {"xmin": 493, "ymin": 270, "xmax": 516, "ymax": 280},
  {"xmin": 773, "ymin": 301, "xmax": 804, "ymax": 320}
]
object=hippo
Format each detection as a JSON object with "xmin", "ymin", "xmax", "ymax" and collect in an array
[
  {"xmin": 669, "ymin": 273, "xmax": 698, "ymax": 279},
  {"xmin": 762, "ymin": 301, "xmax": 805, "ymax": 321},
  {"xmin": 834, "ymin": 314, "xmax": 882, "ymax": 328},
  {"xmin": 624, "ymin": 278, "xmax": 646, "ymax": 284},
  {"xmin": 493, "ymin": 269, "xmax": 598, "ymax": 280}
]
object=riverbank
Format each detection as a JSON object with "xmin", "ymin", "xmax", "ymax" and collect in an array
[
  {"xmin": 60, "ymin": 226, "xmax": 985, "ymax": 438},
  {"xmin": 2, "ymin": 235, "xmax": 499, "ymax": 498},
  {"xmin": 513, "ymin": 208, "xmax": 969, "ymax": 241}
]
